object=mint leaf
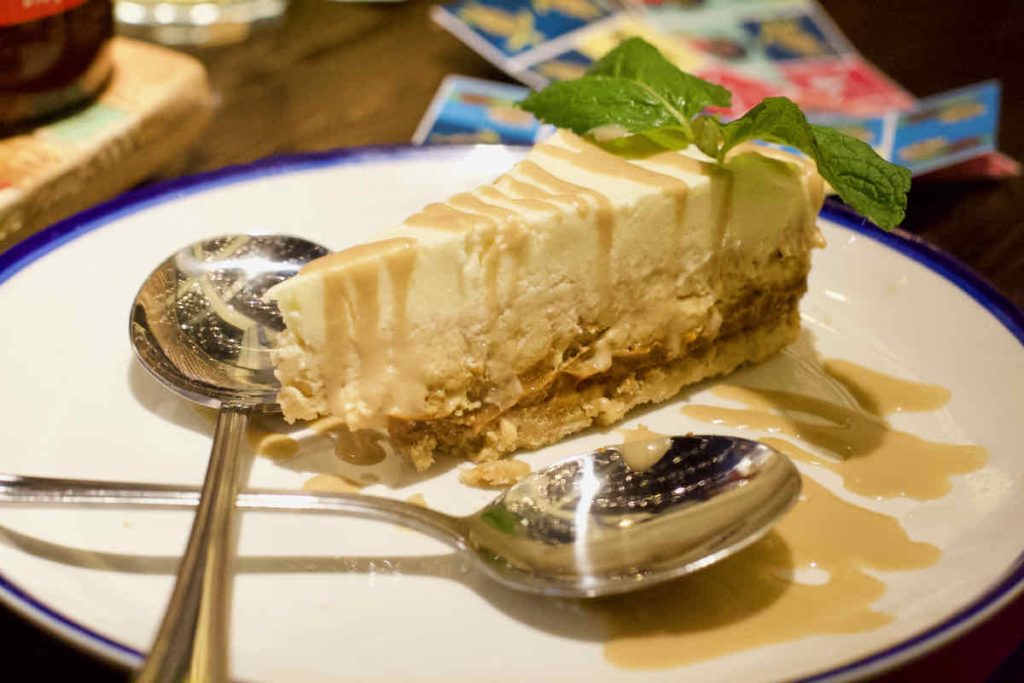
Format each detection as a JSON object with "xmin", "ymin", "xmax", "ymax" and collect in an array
[
  {"xmin": 520, "ymin": 38, "xmax": 730, "ymax": 140},
  {"xmin": 811, "ymin": 125, "xmax": 912, "ymax": 230},
  {"xmin": 719, "ymin": 97, "xmax": 910, "ymax": 229},
  {"xmin": 720, "ymin": 97, "xmax": 815, "ymax": 158},
  {"xmin": 520, "ymin": 76, "xmax": 688, "ymax": 135},
  {"xmin": 587, "ymin": 37, "xmax": 731, "ymax": 119}
]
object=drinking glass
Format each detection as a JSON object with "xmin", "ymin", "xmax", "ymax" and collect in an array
[{"xmin": 115, "ymin": 0, "xmax": 287, "ymax": 45}]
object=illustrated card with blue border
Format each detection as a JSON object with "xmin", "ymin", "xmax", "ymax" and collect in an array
[
  {"xmin": 431, "ymin": 0, "xmax": 616, "ymax": 75},
  {"xmin": 893, "ymin": 81, "xmax": 1002, "ymax": 176},
  {"xmin": 413, "ymin": 75, "xmax": 548, "ymax": 146}
]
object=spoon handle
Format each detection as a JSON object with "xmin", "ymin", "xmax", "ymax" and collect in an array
[
  {"xmin": 136, "ymin": 404, "xmax": 248, "ymax": 683},
  {"xmin": 0, "ymin": 476, "xmax": 469, "ymax": 545}
]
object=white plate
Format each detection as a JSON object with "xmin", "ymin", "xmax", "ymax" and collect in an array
[{"xmin": 1, "ymin": 145, "xmax": 1022, "ymax": 682}]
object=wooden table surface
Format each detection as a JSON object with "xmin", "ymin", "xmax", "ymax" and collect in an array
[{"xmin": 2, "ymin": 0, "xmax": 1022, "ymax": 680}]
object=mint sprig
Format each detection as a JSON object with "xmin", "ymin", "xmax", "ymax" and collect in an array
[
  {"xmin": 520, "ymin": 38, "xmax": 729, "ymax": 155},
  {"xmin": 707, "ymin": 98, "xmax": 911, "ymax": 229},
  {"xmin": 519, "ymin": 38, "xmax": 910, "ymax": 229},
  {"xmin": 516, "ymin": 76, "xmax": 689, "ymax": 137},
  {"xmin": 586, "ymin": 37, "xmax": 732, "ymax": 122}
]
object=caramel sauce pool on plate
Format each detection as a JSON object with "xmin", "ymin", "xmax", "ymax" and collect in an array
[
  {"xmin": 599, "ymin": 474, "xmax": 938, "ymax": 669},
  {"xmin": 604, "ymin": 359, "xmax": 984, "ymax": 669},
  {"xmin": 681, "ymin": 360, "xmax": 985, "ymax": 500},
  {"xmin": 249, "ymin": 357, "xmax": 986, "ymax": 671}
]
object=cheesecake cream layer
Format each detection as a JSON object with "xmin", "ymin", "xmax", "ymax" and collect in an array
[{"xmin": 268, "ymin": 132, "xmax": 824, "ymax": 465}]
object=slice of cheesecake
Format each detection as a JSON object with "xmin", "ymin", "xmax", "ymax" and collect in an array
[{"xmin": 267, "ymin": 131, "xmax": 824, "ymax": 470}]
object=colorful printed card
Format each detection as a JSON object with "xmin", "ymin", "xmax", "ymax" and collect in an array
[
  {"xmin": 891, "ymin": 81, "xmax": 1002, "ymax": 176},
  {"xmin": 412, "ymin": 75, "xmax": 549, "ymax": 146},
  {"xmin": 806, "ymin": 112, "xmax": 890, "ymax": 154},
  {"xmin": 621, "ymin": 1, "xmax": 915, "ymax": 117},
  {"xmin": 430, "ymin": 0, "xmax": 618, "ymax": 77},
  {"xmin": 809, "ymin": 81, "xmax": 1014, "ymax": 177},
  {"xmin": 431, "ymin": 0, "xmax": 1015, "ymax": 179},
  {"xmin": 432, "ymin": 0, "xmax": 913, "ymax": 115}
]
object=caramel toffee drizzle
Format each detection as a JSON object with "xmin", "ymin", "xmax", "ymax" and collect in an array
[
  {"xmin": 616, "ymin": 423, "xmax": 673, "ymax": 471},
  {"xmin": 541, "ymin": 143, "xmax": 682, "ymax": 228},
  {"xmin": 600, "ymin": 361, "xmax": 984, "ymax": 669},
  {"xmin": 617, "ymin": 423, "xmax": 664, "ymax": 443},
  {"xmin": 681, "ymin": 361, "xmax": 986, "ymax": 500},
  {"xmin": 641, "ymin": 153, "xmax": 719, "ymax": 236},
  {"xmin": 493, "ymin": 141, "xmax": 712, "ymax": 310},
  {"xmin": 310, "ymin": 238, "xmax": 421, "ymax": 421},
  {"xmin": 448, "ymin": 191, "xmax": 529, "ymax": 307},
  {"xmin": 404, "ymin": 202, "xmax": 494, "ymax": 232},
  {"xmin": 251, "ymin": 414, "xmax": 388, "ymax": 471},
  {"xmin": 505, "ymin": 163, "xmax": 591, "ymax": 216},
  {"xmin": 303, "ymin": 473, "xmax": 362, "ymax": 493},
  {"xmin": 538, "ymin": 142, "xmax": 701, "ymax": 308},
  {"xmin": 553, "ymin": 135, "xmax": 689, "ymax": 191},
  {"xmin": 477, "ymin": 184, "xmax": 557, "ymax": 215},
  {"xmin": 406, "ymin": 203, "xmax": 493, "ymax": 309},
  {"xmin": 823, "ymin": 359, "xmax": 950, "ymax": 415},
  {"xmin": 499, "ymin": 175, "xmax": 564, "ymax": 207},
  {"xmin": 447, "ymin": 191, "xmax": 511, "ymax": 224},
  {"xmin": 711, "ymin": 166, "xmax": 734, "ymax": 245},
  {"xmin": 408, "ymin": 189, "xmax": 532, "ymax": 314},
  {"xmin": 475, "ymin": 183, "xmax": 551, "ymax": 300},
  {"xmin": 347, "ymin": 251, "xmax": 384, "ymax": 405},
  {"xmin": 443, "ymin": 193, "xmax": 502, "ymax": 312},
  {"xmin": 251, "ymin": 355, "xmax": 977, "ymax": 670},
  {"xmin": 315, "ymin": 417, "xmax": 389, "ymax": 466},
  {"xmin": 516, "ymin": 158, "xmax": 616, "ymax": 303},
  {"xmin": 475, "ymin": 185, "xmax": 544, "ymax": 296},
  {"xmin": 247, "ymin": 416, "xmax": 300, "ymax": 460},
  {"xmin": 383, "ymin": 244, "xmax": 421, "ymax": 412},
  {"xmin": 498, "ymin": 174, "xmax": 604, "ymax": 227},
  {"xmin": 600, "ymin": 473, "xmax": 939, "ymax": 670},
  {"xmin": 554, "ymin": 137, "xmax": 690, "ymax": 230}
]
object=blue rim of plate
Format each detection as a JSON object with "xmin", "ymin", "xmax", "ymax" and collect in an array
[{"xmin": 0, "ymin": 144, "xmax": 1022, "ymax": 679}]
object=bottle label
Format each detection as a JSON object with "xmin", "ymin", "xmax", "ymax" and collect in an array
[{"xmin": 0, "ymin": 0, "xmax": 88, "ymax": 26}]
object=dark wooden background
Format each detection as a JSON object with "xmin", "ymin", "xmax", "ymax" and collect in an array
[{"xmin": 2, "ymin": 0, "xmax": 1022, "ymax": 679}]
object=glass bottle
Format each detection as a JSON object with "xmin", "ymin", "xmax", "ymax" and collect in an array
[{"xmin": 0, "ymin": 0, "xmax": 115, "ymax": 130}]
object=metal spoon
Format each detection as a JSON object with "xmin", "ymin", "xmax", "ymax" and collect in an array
[
  {"xmin": 128, "ymin": 234, "xmax": 328, "ymax": 683},
  {"xmin": 1, "ymin": 435, "xmax": 800, "ymax": 597}
]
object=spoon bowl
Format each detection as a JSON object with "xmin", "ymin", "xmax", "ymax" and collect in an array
[
  {"xmin": 130, "ymin": 234, "xmax": 329, "ymax": 408},
  {"xmin": 465, "ymin": 435, "xmax": 801, "ymax": 596}
]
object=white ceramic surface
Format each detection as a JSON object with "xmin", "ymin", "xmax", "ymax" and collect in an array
[{"xmin": 0, "ymin": 145, "xmax": 1021, "ymax": 682}]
